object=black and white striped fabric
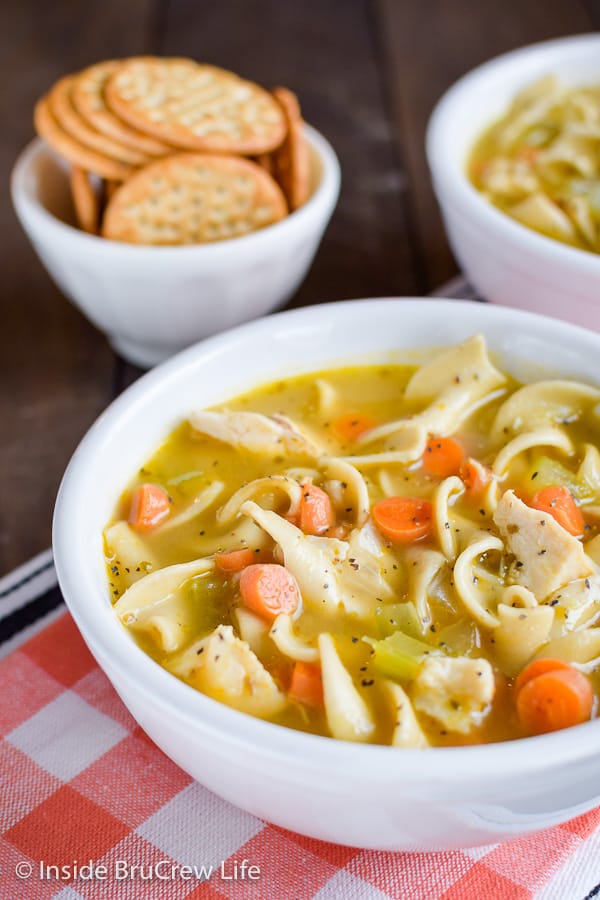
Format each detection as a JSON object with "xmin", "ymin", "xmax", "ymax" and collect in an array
[
  {"xmin": 0, "ymin": 549, "xmax": 61, "ymax": 659},
  {"xmin": 0, "ymin": 276, "xmax": 479, "ymax": 657}
]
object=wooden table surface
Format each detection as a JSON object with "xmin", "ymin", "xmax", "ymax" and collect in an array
[{"xmin": 1, "ymin": 0, "xmax": 597, "ymax": 574}]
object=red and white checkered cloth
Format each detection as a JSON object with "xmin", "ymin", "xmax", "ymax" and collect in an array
[{"xmin": 2, "ymin": 607, "xmax": 600, "ymax": 900}]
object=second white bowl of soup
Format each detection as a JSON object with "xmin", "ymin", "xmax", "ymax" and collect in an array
[
  {"xmin": 54, "ymin": 298, "xmax": 600, "ymax": 850},
  {"xmin": 427, "ymin": 34, "xmax": 600, "ymax": 329}
]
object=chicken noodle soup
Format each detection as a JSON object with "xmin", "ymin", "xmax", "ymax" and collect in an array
[
  {"xmin": 104, "ymin": 336, "xmax": 600, "ymax": 747},
  {"xmin": 470, "ymin": 76, "xmax": 600, "ymax": 253}
]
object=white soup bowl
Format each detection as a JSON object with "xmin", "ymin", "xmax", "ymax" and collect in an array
[
  {"xmin": 53, "ymin": 297, "xmax": 600, "ymax": 851},
  {"xmin": 427, "ymin": 34, "xmax": 600, "ymax": 329}
]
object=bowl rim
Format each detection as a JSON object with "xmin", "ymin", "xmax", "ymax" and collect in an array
[
  {"xmin": 53, "ymin": 296, "xmax": 600, "ymax": 780},
  {"xmin": 10, "ymin": 123, "xmax": 341, "ymax": 258},
  {"xmin": 426, "ymin": 32, "xmax": 600, "ymax": 273}
]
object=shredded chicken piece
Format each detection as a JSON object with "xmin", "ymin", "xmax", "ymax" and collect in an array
[
  {"xmin": 169, "ymin": 624, "xmax": 285, "ymax": 718},
  {"xmin": 412, "ymin": 656, "xmax": 495, "ymax": 733},
  {"xmin": 189, "ymin": 410, "xmax": 319, "ymax": 457},
  {"xmin": 493, "ymin": 490, "xmax": 594, "ymax": 599}
]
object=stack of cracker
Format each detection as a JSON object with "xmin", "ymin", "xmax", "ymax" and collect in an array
[{"xmin": 34, "ymin": 58, "xmax": 310, "ymax": 244}]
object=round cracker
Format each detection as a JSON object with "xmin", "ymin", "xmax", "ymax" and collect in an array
[
  {"xmin": 49, "ymin": 74, "xmax": 150, "ymax": 167},
  {"xmin": 34, "ymin": 95, "xmax": 133, "ymax": 181},
  {"xmin": 270, "ymin": 87, "xmax": 310, "ymax": 211},
  {"xmin": 70, "ymin": 166, "xmax": 100, "ymax": 234},
  {"xmin": 73, "ymin": 61, "xmax": 174, "ymax": 158},
  {"xmin": 105, "ymin": 57, "xmax": 287, "ymax": 154},
  {"xmin": 102, "ymin": 152, "xmax": 287, "ymax": 245}
]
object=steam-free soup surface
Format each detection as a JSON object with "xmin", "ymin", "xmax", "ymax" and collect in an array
[
  {"xmin": 470, "ymin": 76, "xmax": 600, "ymax": 254},
  {"xmin": 105, "ymin": 336, "xmax": 600, "ymax": 747}
]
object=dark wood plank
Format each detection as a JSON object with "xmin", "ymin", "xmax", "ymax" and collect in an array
[
  {"xmin": 0, "ymin": 0, "xmax": 157, "ymax": 573},
  {"xmin": 157, "ymin": 0, "xmax": 424, "ymax": 304},
  {"xmin": 586, "ymin": 0, "xmax": 600, "ymax": 22},
  {"xmin": 374, "ymin": 0, "xmax": 594, "ymax": 291}
]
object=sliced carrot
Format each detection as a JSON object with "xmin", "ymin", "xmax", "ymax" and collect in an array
[
  {"xmin": 298, "ymin": 481, "xmax": 335, "ymax": 536},
  {"xmin": 459, "ymin": 458, "xmax": 492, "ymax": 495},
  {"xmin": 530, "ymin": 485, "xmax": 585, "ymax": 537},
  {"xmin": 422, "ymin": 437, "xmax": 464, "ymax": 479},
  {"xmin": 332, "ymin": 412, "xmax": 377, "ymax": 443},
  {"xmin": 514, "ymin": 658, "xmax": 572, "ymax": 697},
  {"xmin": 128, "ymin": 483, "xmax": 171, "ymax": 530},
  {"xmin": 516, "ymin": 667, "xmax": 593, "ymax": 734},
  {"xmin": 215, "ymin": 548, "xmax": 256, "ymax": 574},
  {"xmin": 239, "ymin": 564, "xmax": 299, "ymax": 620},
  {"xmin": 289, "ymin": 662, "xmax": 324, "ymax": 707},
  {"xmin": 372, "ymin": 496, "xmax": 433, "ymax": 544}
]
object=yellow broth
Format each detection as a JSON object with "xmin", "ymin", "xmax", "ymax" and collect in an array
[{"xmin": 105, "ymin": 347, "xmax": 600, "ymax": 747}]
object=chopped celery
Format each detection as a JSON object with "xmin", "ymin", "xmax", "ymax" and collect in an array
[
  {"xmin": 186, "ymin": 576, "xmax": 230, "ymax": 635},
  {"xmin": 363, "ymin": 630, "xmax": 434, "ymax": 680},
  {"xmin": 378, "ymin": 602, "xmax": 424, "ymax": 639},
  {"xmin": 525, "ymin": 455, "xmax": 594, "ymax": 500}
]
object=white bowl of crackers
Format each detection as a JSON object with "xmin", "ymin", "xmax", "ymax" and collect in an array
[{"xmin": 11, "ymin": 57, "xmax": 340, "ymax": 367}]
